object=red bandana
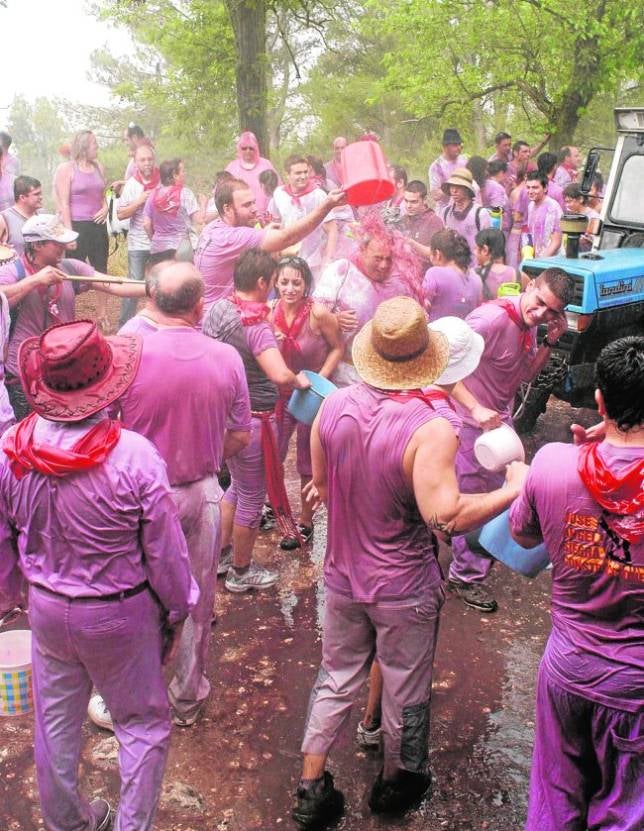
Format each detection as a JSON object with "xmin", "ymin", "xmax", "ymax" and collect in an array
[
  {"xmin": 496, "ymin": 299, "xmax": 533, "ymax": 352},
  {"xmin": 3, "ymin": 412, "xmax": 122, "ymax": 480},
  {"xmin": 380, "ymin": 388, "xmax": 455, "ymax": 411},
  {"xmin": 252, "ymin": 410, "xmax": 300, "ymax": 542},
  {"xmin": 578, "ymin": 442, "xmax": 644, "ymax": 544},
  {"xmin": 273, "ymin": 299, "xmax": 312, "ymax": 370},
  {"xmin": 152, "ymin": 183, "xmax": 182, "ymax": 216},
  {"xmin": 230, "ymin": 294, "xmax": 269, "ymax": 327},
  {"xmin": 133, "ymin": 166, "xmax": 160, "ymax": 191},
  {"xmin": 282, "ymin": 181, "xmax": 318, "ymax": 208}
]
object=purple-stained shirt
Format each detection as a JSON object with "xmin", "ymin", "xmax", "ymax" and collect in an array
[
  {"xmin": 0, "ymin": 171, "xmax": 16, "ymax": 212},
  {"xmin": 527, "ymin": 195, "xmax": 562, "ymax": 257},
  {"xmin": 457, "ymin": 295, "xmax": 537, "ymax": 425},
  {"xmin": 118, "ymin": 313, "xmax": 159, "ymax": 337},
  {"xmin": 510, "ymin": 441, "xmax": 643, "ymax": 713},
  {"xmin": 0, "ymin": 257, "xmax": 94, "ymax": 376},
  {"xmin": 225, "ymin": 157, "xmax": 279, "ymax": 214},
  {"xmin": 143, "ymin": 186, "xmax": 198, "ymax": 254},
  {"xmin": 118, "ymin": 327, "xmax": 251, "ymax": 486},
  {"xmin": 0, "ymin": 415, "xmax": 198, "ymax": 623},
  {"xmin": 428, "ymin": 153, "xmax": 469, "ymax": 208},
  {"xmin": 0, "ymin": 293, "xmax": 14, "ymax": 434},
  {"xmin": 423, "ymin": 265, "xmax": 483, "ymax": 322},
  {"xmin": 553, "ymin": 165, "xmax": 576, "ymax": 188},
  {"xmin": 70, "ymin": 164, "xmax": 105, "ymax": 222},
  {"xmin": 313, "ymin": 258, "xmax": 411, "ymax": 360},
  {"xmin": 546, "ymin": 178, "xmax": 565, "ymax": 211},
  {"xmin": 481, "ymin": 178, "xmax": 511, "ymax": 232},
  {"xmin": 442, "ymin": 202, "xmax": 492, "ymax": 262},
  {"xmin": 480, "ymin": 263, "xmax": 518, "ymax": 300},
  {"xmin": 319, "ymin": 383, "xmax": 461, "ymax": 602},
  {"xmin": 194, "ymin": 219, "xmax": 267, "ymax": 312},
  {"xmin": 398, "ymin": 209, "xmax": 444, "ymax": 268}
]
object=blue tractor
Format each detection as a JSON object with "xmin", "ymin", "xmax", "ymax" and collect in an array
[{"xmin": 513, "ymin": 107, "xmax": 644, "ymax": 432}]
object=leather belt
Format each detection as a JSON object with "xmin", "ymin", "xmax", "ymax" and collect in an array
[{"xmin": 31, "ymin": 580, "xmax": 149, "ymax": 603}]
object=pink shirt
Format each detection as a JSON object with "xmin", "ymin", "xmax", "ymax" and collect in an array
[
  {"xmin": 118, "ymin": 314, "xmax": 159, "ymax": 337},
  {"xmin": 70, "ymin": 164, "xmax": 105, "ymax": 221},
  {"xmin": 194, "ymin": 219, "xmax": 266, "ymax": 311},
  {"xmin": 320, "ymin": 383, "xmax": 461, "ymax": 602},
  {"xmin": 428, "ymin": 154, "xmax": 468, "ymax": 208},
  {"xmin": 143, "ymin": 187, "xmax": 198, "ymax": 254},
  {"xmin": 423, "ymin": 265, "xmax": 483, "ymax": 322},
  {"xmin": 554, "ymin": 165, "xmax": 576, "ymax": 188},
  {"xmin": 118, "ymin": 327, "xmax": 250, "ymax": 485},
  {"xmin": 0, "ymin": 415, "xmax": 198, "ymax": 623},
  {"xmin": 510, "ymin": 441, "xmax": 643, "ymax": 713},
  {"xmin": 527, "ymin": 195, "xmax": 562, "ymax": 257},
  {"xmin": 481, "ymin": 264, "xmax": 518, "ymax": 300},
  {"xmin": 0, "ymin": 257, "xmax": 94, "ymax": 376},
  {"xmin": 481, "ymin": 178, "xmax": 511, "ymax": 232},
  {"xmin": 457, "ymin": 295, "xmax": 537, "ymax": 424},
  {"xmin": 225, "ymin": 157, "xmax": 279, "ymax": 214}
]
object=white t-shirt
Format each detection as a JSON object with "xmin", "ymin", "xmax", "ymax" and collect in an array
[
  {"xmin": 269, "ymin": 186, "xmax": 331, "ymax": 268},
  {"xmin": 120, "ymin": 177, "xmax": 151, "ymax": 251}
]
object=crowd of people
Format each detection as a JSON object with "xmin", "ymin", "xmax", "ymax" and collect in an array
[{"xmin": 0, "ymin": 123, "xmax": 641, "ymax": 831}]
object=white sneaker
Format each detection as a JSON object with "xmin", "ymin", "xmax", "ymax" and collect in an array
[
  {"xmin": 88, "ymin": 694, "xmax": 114, "ymax": 732},
  {"xmin": 356, "ymin": 720, "xmax": 382, "ymax": 749},
  {"xmin": 224, "ymin": 561, "xmax": 279, "ymax": 593},
  {"xmin": 217, "ymin": 545, "xmax": 233, "ymax": 576}
]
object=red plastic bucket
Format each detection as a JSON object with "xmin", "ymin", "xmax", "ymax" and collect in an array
[{"xmin": 340, "ymin": 141, "xmax": 395, "ymax": 207}]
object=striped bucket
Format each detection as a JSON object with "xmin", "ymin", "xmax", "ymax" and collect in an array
[{"xmin": 0, "ymin": 630, "xmax": 33, "ymax": 716}]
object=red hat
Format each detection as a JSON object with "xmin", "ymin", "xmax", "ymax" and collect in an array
[{"xmin": 18, "ymin": 320, "xmax": 142, "ymax": 422}]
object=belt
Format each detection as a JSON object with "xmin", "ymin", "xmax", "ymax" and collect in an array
[{"xmin": 32, "ymin": 580, "xmax": 149, "ymax": 603}]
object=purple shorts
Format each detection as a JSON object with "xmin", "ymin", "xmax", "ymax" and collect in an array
[{"xmin": 224, "ymin": 414, "xmax": 276, "ymax": 528}]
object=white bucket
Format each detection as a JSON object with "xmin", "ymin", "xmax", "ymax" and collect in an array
[
  {"xmin": 0, "ymin": 629, "xmax": 33, "ymax": 716},
  {"xmin": 474, "ymin": 424, "xmax": 525, "ymax": 472}
]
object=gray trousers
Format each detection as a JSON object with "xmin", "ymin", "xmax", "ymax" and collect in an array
[{"xmin": 302, "ymin": 584, "xmax": 444, "ymax": 777}]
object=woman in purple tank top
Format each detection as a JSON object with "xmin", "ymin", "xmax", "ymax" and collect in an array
[
  {"xmin": 474, "ymin": 228, "xmax": 520, "ymax": 300},
  {"xmin": 57, "ymin": 130, "xmax": 110, "ymax": 328},
  {"xmin": 269, "ymin": 256, "xmax": 343, "ymax": 549}
]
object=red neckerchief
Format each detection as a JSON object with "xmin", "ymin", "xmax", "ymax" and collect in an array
[
  {"xmin": 230, "ymin": 293, "xmax": 269, "ymax": 327},
  {"xmin": 21, "ymin": 256, "xmax": 63, "ymax": 323},
  {"xmin": 282, "ymin": 181, "xmax": 318, "ymax": 208},
  {"xmin": 378, "ymin": 388, "xmax": 455, "ymax": 411},
  {"xmin": 152, "ymin": 183, "xmax": 182, "ymax": 216},
  {"xmin": 133, "ymin": 166, "xmax": 160, "ymax": 191},
  {"xmin": 273, "ymin": 299, "xmax": 312, "ymax": 370},
  {"xmin": 2, "ymin": 412, "xmax": 122, "ymax": 481},
  {"xmin": 578, "ymin": 442, "xmax": 644, "ymax": 544},
  {"xmin": 495, "ymin": 299, "xmax": 533, "ymax": 352}
]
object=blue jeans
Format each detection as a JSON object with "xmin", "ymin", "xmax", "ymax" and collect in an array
[{"xmin": 119, "ymin": 249, "xmax": 149, "ymax": 328}]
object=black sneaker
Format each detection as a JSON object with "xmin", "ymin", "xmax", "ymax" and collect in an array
[
  {"xmin": 280, "ymin": 524, "xmax": 314, "ymax": 551},
  {"xmin": 368, "ymin": 768, "xmax": 432, "ymax": 815},
  {"xmin": 292, "ymin": 771, "xmax": 344, "ymax": 829},
  {"xmin": 447, "ymin": 579, "xmax": 498, "ymax": 613}
]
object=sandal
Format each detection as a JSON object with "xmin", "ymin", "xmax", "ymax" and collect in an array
[{"xmin": 279, "ymin": 524, "xmax": 313, "ymax": 551}]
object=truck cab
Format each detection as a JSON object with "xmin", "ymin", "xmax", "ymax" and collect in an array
[{"xmin": 514, "ymin": 107, "xmax": 644, "ymax": 430}]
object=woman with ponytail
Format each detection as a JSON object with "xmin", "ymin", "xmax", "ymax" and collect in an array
[
  {"xmin": 423, "ymin": 229, "xmax": 483, "ymax": 322},
  {"xmin": 474, "ymin": 228, "xmax": 520, "ymax": 300}
]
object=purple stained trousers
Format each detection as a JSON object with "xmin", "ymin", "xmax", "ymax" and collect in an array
[
  {"xmin": 449, "ymin": 422, "xmax": 506, "ymax": 584},
  {"xmin": 29, "ymin": 584, "xmax": 170, "ymax": 831},
  {"xmin": 224, "ymin": 413, "xmax": 276, "ymax": 528},
  {"xmin": 526, "ymin": 664, "xmax": 644, "ymax": 831},
  {"xmin": 302, "ymin": 585, "xmax": 444, "ymax": 778},
  {"xmin": 167, "ymin": 474, "xmax": 222, "ymax": 720}
]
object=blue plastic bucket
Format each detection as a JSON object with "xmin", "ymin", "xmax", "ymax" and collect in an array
[
  {"xmin": 471, "ymin": 508, "xmax": 549, "ymax": 578},
  {"xmin": 287, "ymin": 370, "xmax": 338, "ymax": 425}
]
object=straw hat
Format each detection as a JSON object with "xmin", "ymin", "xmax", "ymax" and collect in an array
[
  {"xmin": 441, "ymin": 167, "xmax": 475, "ymax": 198},
  {"xmin": 352, "ymin": 297, "xmax": 449, "ymax": 390},
  {"xmin": 18, "ymin": 320, "xmax": 142, "ymax": 422},
  {"xmin": 428, "ymin": 317, "xmax": 484, "ymax": 385}
]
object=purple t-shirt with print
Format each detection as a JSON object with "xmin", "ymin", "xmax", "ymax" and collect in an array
[
  {"xmin": 0, "ymin": 257, "xmax": 93, "ymax": 376},
  {"xmin": 143, "ymin": 186, "xmax": 198, "ymax": 254},
  {"xmin": 510, "ymin": 440, "xmax": 643, "ymax": 712},
  {"xmin": 423, "ymin": 265, "xmax": 482, "ymax": 322},
  {"xmin": 527, "ymin": 195, "xmax": 562, "ymax": 257},
  {"xmin": 194, "ymin": 219, "xmax": 266, "ymax": 312}
]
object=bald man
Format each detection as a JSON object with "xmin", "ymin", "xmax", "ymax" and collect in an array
[
  {"xmin": 117, "ymin": 261, "xmax": 252, "ymax": 725},
  {"xmin": 325, "ymin": 137, "xmax": 348, "ymax": 188}
]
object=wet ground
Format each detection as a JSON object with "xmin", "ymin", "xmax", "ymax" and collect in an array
[{"xmin": 0, "ymin": 288, "xmax": 599, "ymax": 830}]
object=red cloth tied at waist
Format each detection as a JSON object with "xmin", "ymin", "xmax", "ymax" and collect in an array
[
  {"xmin": 577, "ymin": 441, "xmax": 644, "ymax": 544},
  {"xmin": 252, "ymin": 409, "xmax": 300, "ymax": 541},
  {"xmin": 3, "ymin": 411, "xmax": 121, "ymax": 480}
]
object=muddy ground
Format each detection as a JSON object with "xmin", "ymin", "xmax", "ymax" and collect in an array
[{"xmin": 0, "ymin": 287, "xmax": 598, "ymax": 830}]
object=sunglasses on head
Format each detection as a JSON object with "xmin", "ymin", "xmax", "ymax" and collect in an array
[
  {"xmin": 240, "ymin": 146, "xmax": 254, "ymax": 151},
  {"xmin": 277, "ymin": 256, "xmax": 309, "ymax": 269}
]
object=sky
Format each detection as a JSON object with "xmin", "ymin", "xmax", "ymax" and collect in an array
[{"xmin": 0, "ymin": 0, "xmax": 133, "ymax": 114}]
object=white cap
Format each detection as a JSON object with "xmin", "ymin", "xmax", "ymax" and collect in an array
[
  {"xmin": 428, "ymin": 316, "xmax": 484, "ymax": 385},
  {"xmin": 21, "ymin": 214, "xmax": 78, "ymax": 245}
]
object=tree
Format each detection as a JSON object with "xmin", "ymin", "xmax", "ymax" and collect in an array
[{"xmin": 368, "ymin": 0, "xmax": 644, "ymax": 148}]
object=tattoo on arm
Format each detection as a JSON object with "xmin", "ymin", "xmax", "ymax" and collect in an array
[{"xmin": 426, "ymin": 514, "xmax": 454, "ymax": 538}]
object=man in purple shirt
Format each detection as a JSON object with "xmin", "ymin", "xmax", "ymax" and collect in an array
[
  {"xmin": 526, "ymin": 172, "xmax": 563, "ymax": 258},
  {"xmin": 536, "ymin": 152, "xmax": 566, "ymax": 210},
  {"xmin": 509, "ymin": 336, "xmax": 644, "ymax": 831},
  {"xmin": 553, "ymin": 145, "xmax": 582, "ymax": 188},
  {"xmin": 194, "ymin": 178, "xmax": 345, "ymax": 312},
  {"xmin": 292, "ymin": 297, "xmax": 528, "ymax": 828},
  {"xmin": 0, "ymin": 214, "xmax": 145, "ymax": 420},
  {"xmin": 440, "ymin": 167, "xmax": 491, "ymax": 261},
  {"xmin": 447, "ymin": 269, "xmax": 574, "ymax": 612},
  {"xmin": 488, "ymin": 131, "xmax": 513, "ymax": 164},
  {"xmin": 118, "ymin": 261, "xmax": 251, "ymax": 727},
  {"xmin": 0, "ymin": 319, "xmax": 197, "ymax": 831},
  {"xmin": 428, "ymin": 128, "xmax": 468, "ymax": 209},
  {"xmin": 398, "ymin": 180, "xmax": 444, "ymax": 268}
]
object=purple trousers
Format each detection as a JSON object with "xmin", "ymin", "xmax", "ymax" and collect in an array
[
  {"xmin": 449, "ymin": 422, "xmax": 505, "ymax": 584},
  {"xmin": 168, "ymin": 475, "xmax": 222, "ymax": 720},
  {"xmin": 526, "ymin": 665, "xmax": 644, "ymax": 831},
  {"xmin": 302, "ymin": 585, "xmax": 444, "ymax": 777},
  {"xmin": 29, "ymin": 584, "xmax": 170, "ymax": 831},
  {"xmin": 277, "ymin": 409, "xmax": 312, "ymax": 478},
  {"xmin": 224, "ymin": 414, "xmax": 276, "ymax": 528}
]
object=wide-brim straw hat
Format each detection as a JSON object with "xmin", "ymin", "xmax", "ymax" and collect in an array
[
  {"xmin": 352, "ymin": 297, "xmax": 449, "ymax": 390},
  {"xmin": 18, "ymin": 320, "xmax": 142, "ymax": 422},
  {"xmin": 429, "ymin": 316, "xmax": 484, "ymax": 385},
  {"xmin": 441, "ymin": 167, "xmax": 475, "ymax": 198}
]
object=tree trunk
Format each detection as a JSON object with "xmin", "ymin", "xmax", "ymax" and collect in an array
[{"xmin": 224, "ymin": 0, "xmax": 269, "ymax": 156}]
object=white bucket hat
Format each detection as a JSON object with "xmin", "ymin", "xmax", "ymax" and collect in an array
[
  {"xmin": 21, "ymin": 214, "xmax": 78, "ymax": 245},
  {"xmin": 428, "ymin": 316, "xmax": 484, "ymax": 385}
]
